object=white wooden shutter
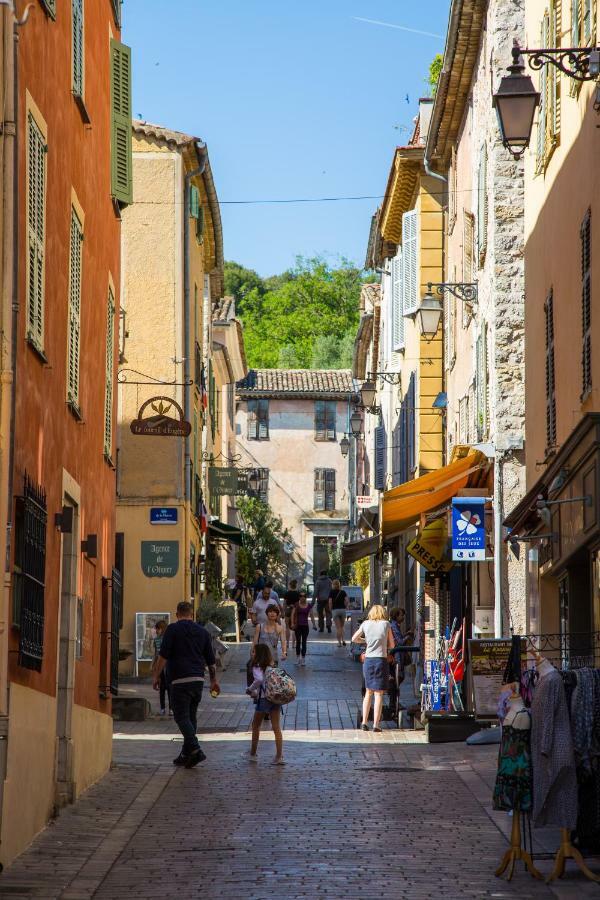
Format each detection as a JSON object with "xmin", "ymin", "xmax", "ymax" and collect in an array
[
  {"xmin": 104, "ymin": 288, "xmax": 115, "ymax": 457},
  {"xmin": 392, "ymin": 249, "xmax": 404, "ymax": 350},
  {"xmin": 314, "ymin": 469, "xmax": 325, "ymax": 510},
  {"xmin": 477, "ymin": 146, "xmax": 488, "ymax": 265},
  {"xmin": 374, "ymin": 425, "xmax": 386, "ymax": 490},
  {"xmin": 67, "ymin": 208, "xmax": 83, "ymax": 406},
  {"xmin": 72, "ymin": 0, "xmax": 84, "ymax": 97},
  {"xmin": 27, "ymin": 113, "xmax": 46, "ymax": 350},
  {"xmin": 536, "ymin": 16, "xmax": 549, "ymax": 170},
  {"xmin": 402, "ymin": 210, "xmax": 419, "ymax": 314}
]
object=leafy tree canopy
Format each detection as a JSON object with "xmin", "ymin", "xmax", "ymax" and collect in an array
[
  {"xmin": 427, "ymin": 54, "xmax": 443, "ymax": 96},
  {"xmin": 226, "ymin": 255, "xmax": 365, "ymax": 369},
  {"xmin": 236, "ymin": 496, "xmax": 290, "ymax": 582}
]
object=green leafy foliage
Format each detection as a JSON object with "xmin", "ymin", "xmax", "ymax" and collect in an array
[
  {"xmin": 225, "ymin": 256, "xmax": 365, "ymax": 369},
  {"xmin": 353, "ymin": 556, "xmax": 370, "ymax": 590},
  {"xmin": 427, "ymin": 54, "xmax": 443, "ymax": 96},
  {"xmin": 237, "ymin": 496, "xmax": 290, "ymax": 581}
]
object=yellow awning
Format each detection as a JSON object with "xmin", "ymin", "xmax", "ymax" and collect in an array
[{"xmin": 382, "ymin": 451, "xmax": 488, "ymax": 538}]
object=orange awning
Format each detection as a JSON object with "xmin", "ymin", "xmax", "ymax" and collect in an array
[{"xmin": 382, "ymin": 451, "xmax": 488, "ymax": 538}]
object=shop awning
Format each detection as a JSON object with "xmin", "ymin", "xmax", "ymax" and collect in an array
[
  {"xmin": 208, "ymin": 520, "xmax": 244, "ymax": 546},
  {"xmin": 341, "ymin": 535, "xmax": 379, "ymax": 566},
  {"xmin": 359, "ymin": 506, "xmax": 379, "ymax": 533},
  {"xmin": 382, "ymin": 450, "xmax": 488, "ymax": 538}
]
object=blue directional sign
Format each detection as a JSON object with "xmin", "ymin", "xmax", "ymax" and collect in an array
[
  {"xmin": 430, "ymin": 661, "xmax": 442, "ymax": 710},
  {"xmin": 452, "ymin": 497, "xmax": 486, "ymax": 562},
  {"xmin": 150, "ymin": 507, "xmax": 178, "ymax": 525}
]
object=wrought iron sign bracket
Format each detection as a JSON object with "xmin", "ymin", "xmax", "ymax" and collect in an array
[
  {"xmin": 428, "ymin": 281, "xmax": 478, "ymax": 303},
  {"xmin": 517, "ymin": 43, "xmax": 600, "ymax": 82},
  {"xmin": 118, "ymin": 367, "xmax": 193, "ymax": 387}
]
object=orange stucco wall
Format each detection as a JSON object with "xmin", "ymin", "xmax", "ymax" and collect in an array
[{"xmin": 9, "ymin": 1, "xmax": 121, "ymax": 713}]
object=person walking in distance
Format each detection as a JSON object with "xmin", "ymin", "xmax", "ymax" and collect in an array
[
  {"xmin": 352, "ymin": 605, "xmax": 395, "ymax": 733},
  {"xmin": 152, "ymin": 619, "xmax": 171, "ymax": 716},
  {"xmin": 246, "ymin": 643, "xmax": 285, "ymax": 764},
  {"xmin": 152, "ymin": 601, "xmax": 219, "ymax": 767},
  {"xmin": 291, "ymin": 591, "xmax": 316, "ymax": 665},
  {"xmin": 315, "ymin": 570, "xmax": 332, "ymax": 633},
  {"xmin": 251, "ymin": 584, "xmax": 278, "ymax": 628},
  {"xmin": 283, "ymin": 578, "xmax": 300, "ymax": 644},
  {"xmin": 329, "ymin": 579, "xmax": 349, "ymax": 648}
]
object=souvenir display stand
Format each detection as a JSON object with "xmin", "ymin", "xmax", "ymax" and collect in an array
[{"xmin": 493, "ymin": 632, "xmax": 600, "ymax": 884}]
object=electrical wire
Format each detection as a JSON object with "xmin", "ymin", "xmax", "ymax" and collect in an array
[{"xmin": 220, "ymin": 195, "xmax": 384, "ymax": 205}]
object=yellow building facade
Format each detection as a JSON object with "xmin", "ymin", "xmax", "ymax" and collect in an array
[{"xmin": 117, "ymin": 122, "xmax": 223, "ymax": 675}]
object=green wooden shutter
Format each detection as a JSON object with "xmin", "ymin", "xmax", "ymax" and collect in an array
[
  {"xmin": 27, "ymin": 113, "xmax": 46, "ymax": 350},
  {"xmin": 104, "ymin": 288, "xmax": 115, "ymax": 457},
  {"xmin": 325, "ymin": 401, "xmax": 336, "ymax": 440},
  {"xmin": 67, "ymin": 209, "xmax": 83, "ymax": 406},
  {"xmin": 196, "ymin": 205, "xmax": 205, "ymax": 242},
  {"xmin": 110, "ymin": 39, "xmax": 132, "ymax": 205},
  {"xmin": 72, "ymin": 0, "xmax": 84, "ymax": 97},
  {"xmin": 325, "ymin": 469, "xmax": 336, "ymax": 510},
  {"xmin": 189, "ymin": 184, "xmax": 200, "ymax": 218}
]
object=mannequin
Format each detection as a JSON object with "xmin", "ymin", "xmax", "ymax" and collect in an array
[
  {"xmin": 534, "ymin": 651, "xmax": 554, "ymax": 680},
  {"xmin": 503, "ymin": 685, "xmax": 530, "ymax": 729}
]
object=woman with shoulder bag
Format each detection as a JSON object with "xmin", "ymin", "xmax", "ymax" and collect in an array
[
  {"xmin": 352, "ymin": 604, "xmax": 395, "ymax": 733},
  {"xmin": 252, "ymin": 603, "xmax": 286, "ymax": 665}
]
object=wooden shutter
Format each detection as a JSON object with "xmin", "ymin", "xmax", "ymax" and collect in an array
[
  {"xmin": 315, "ymin": 400, "xmax": 325, "ymax": 440},
  {"xmin": 392, "ymin": 249, "xmax": 404, "ymax": 350},
  {"xmin": 536, "ymin": 16, "xmax": 549, "ymax": 171},
  {"xmin": 111, "ymin": 0, "xmax": 121, "ymax": 27},
  {"xmin": 476, "ymin": 325, "xmax": 489, "ymax": 441},
  {"xmin": 247, "ymin": 399, "xmax": 258, "ymax": 439},
  {"xmin": 583, "ymin": 0, "xmax": 593, "ymax": 39},
  {"xmin": 104, "ymin": 288, "xmax": 115, "ymax": 457},
  {"xmin": 581, "ymin": 209, "xmax": 592, "ymax": 398},
  {"xmin": 314, "ymin": 469, "xmax": 325, "ymax": 510},
  {"xmin": 189, "ymin": 184, "xmax": 200, "ymax": 218},
  {"xmin": 259, "ymin": 468, "xmax": 269, "ymax": 503},
  {"xmin": 27, "ymin": 113, "xmax": 46, "ymax": 350},
  {"xmin": 325, "ymin": 401, "xmax": 335, "ymax": 440},
  {"xmin": 72, "ymin": 0, "xmax": 84, "ymax": 97},
  {"xmin": 477, "ymin": 146, "xmax": 488, "ymax": 265},
  {"xmin": 407, "ymin": 374, "xmax": 416, "ymax": 474},
  {"xmin": 67, "ymin": 209, "xmax": 83, "ymax": 406},
  {"xmin": 110, "ymin": 39, "xmax": 133, "ymax": 205},
  {"xmin": 325, "ymin": 469, "xmax": 336, "ymax": 510},
  {"xmin": 545, "ymin": 290, "xmax": 557, "ymax": 450},
  {"xmin": 402, "ymin": 210, "xmax": 418, "ymax": 314},
  {"xmin": 550, "ymin": 0, "xmax": 561, "ymax": 140},
  {"xmin": 258, "ymin": 399, "xmax": 269, "ymax": 439},
  {"xmin": 374, "ymin": 425, "xmax": 386, "ymax": 490}
]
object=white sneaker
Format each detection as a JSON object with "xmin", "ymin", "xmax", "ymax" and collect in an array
[
  {"xmin": 271, "ymin": 756, "xmax": 286, "ymax": 766},
  {"xmin": 159, "ymin": 708, "xmax": 166, "ymax": 716},
  {"xmin": 245, "ymin": 751, "xmax": 258, "ymax": 763},
  {"xmin": 301, "ymin": 657, "xmax": 306, "ymax": 666}
]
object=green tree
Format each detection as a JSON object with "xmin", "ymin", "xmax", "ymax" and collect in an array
[
  {"xmin": 223, "ymin": 261, "xmax": 266, "ymax": 314},
  {"xmin": 237, "ymin": 497, "xmax": 290, "ymax": 582},
  {"xmin": 427, "ymin": 54, "xmax": 443, "ymax": 96},
  {"xmin": 353, "ymin": 556, "xmax": 370, "ymax": 591},
  {"xmin": 311, "ymin": 331, "xmax": 355, "ymax": 369}
]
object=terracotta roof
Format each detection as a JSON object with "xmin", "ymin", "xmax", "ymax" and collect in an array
[
  {"xmin": 132, "ymin": 120, "xmax": 203, "ymax": 148},
  {"xmin": 212, "ymin": 296, "xmax": 236, "ymax": 322},
  {"xmin": 236, "ymin": 369, "xmax": 355, "ymax": 398}
]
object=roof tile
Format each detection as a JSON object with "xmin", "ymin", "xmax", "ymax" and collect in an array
[{"xmin": 236, "ymin": 369, "xmax": 355, "ymax": 398}]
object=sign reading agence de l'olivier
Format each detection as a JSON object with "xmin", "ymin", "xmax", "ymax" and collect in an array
[
  {"xmin": 141, "ymin": 541, "xmax": 179, "ymax": 578},
  {"xmin": 131, "ymin": 396, "xmax": 191, "ymax": 437}
]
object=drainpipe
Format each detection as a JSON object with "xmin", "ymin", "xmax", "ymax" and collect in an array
[
  {"xmin": 183, "ymin": 151, "xmax": 206, "ymax": 604},
  {"xmin": 494, "ymin": 452, "xmax": 504, "ymax": 637}
]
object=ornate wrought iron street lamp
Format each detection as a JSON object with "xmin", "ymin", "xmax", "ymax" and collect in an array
[
  {"xmin": 415, "ymin": 282, "xmax": 477, "ymax": 341},
  {"xmin": 340, "ymin": 435, "xmax": 350, "ymax": 457},
  {"xmin": 349, "ymin": 409, "xmax": 363, "ymax": 436}
]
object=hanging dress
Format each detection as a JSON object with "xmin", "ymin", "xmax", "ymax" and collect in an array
[{"xmin": 493, "ymin": 708, "xmax": 533, "ymax": 812}]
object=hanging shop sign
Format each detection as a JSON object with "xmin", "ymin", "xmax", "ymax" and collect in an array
[
  {"xmin": 131, "ymin": 396, "xmax": 191, "ymax": 437},
  {"xmin": 452, "ymin": 497, "xmax": 487, "ymax": 561},
  {"xmin": 141, "ymin": 541, "xmax": 179, "ymax": 578},
  {"xmin": 469, "ymin": 638, "xmax": 526, "ymax": 718},
  {"xmin": 150, "ymin": 507, "xmax": 178, "ymax": 525},
  {"xmin": 356, "ymin": 495, "xmax": 374, "ymax": 508},
  {"xmin": 407, "ymin": 518, "xmax": 453, "ymax": 574},
  {"xmin": 135, "ymin": 611, "xmax": 170, "ymax": 662},
  {"xmin": 208, "ymin": 466, "xmax": 249, "ymax": 497}
]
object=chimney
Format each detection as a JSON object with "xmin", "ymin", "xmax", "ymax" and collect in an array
[{"xmin": 418, "ymin": 97, "xmax": 434, "ymax": 143}]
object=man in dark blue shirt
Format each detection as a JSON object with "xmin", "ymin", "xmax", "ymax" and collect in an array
[{"xmin": 153, "ymin": 600, "xmax": 218, "ymax": 768}]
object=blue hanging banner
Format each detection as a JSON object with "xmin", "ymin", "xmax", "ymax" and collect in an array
[
  {"xmin": 451, "ymin": 497, "xmax": 487, "ymax": 562},
  {"xmin": 430, "ymin": 661, "xmax": 442, "ymax": 710}
]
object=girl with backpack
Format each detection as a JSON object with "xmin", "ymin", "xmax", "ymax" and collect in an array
[{"xmin": 246, "ymin": 643, "xmax": 285, "ymax": 765}]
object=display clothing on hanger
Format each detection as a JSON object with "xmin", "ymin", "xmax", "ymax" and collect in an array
[
  {"xmin": 531, "ymin": 666, "xmax": 578, "ymax": 830},
  {"xmin": 493, "ymin": 707, "xmax": 533, "ymax": 812}
]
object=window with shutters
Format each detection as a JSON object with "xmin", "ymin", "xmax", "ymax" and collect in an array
[
  {"xmin": 314, "ymin": 469, "xmax": 335, "ymax": 511},
  {"xmin": 581, "ymin": 209, "xmax": 592, "ymax": 400},
  {"xmin": 463, "ymin": 211, "xmax": 476, "ymax": 326},
  {"xmin": 67, "ymin": 207, "xmax": 83, "ymax": 411},
  {"xmin": 570, "ymin": 0, "xmax": 597, "ymax": 94},
  {"xmin": 189, "ymin": 185, "xmax": 204, "ymax": 244},
  {"xmin": 27, "ymin": 112, "xmax": 46, "ymax": 354},
  {"xmin": 448, "ymin": 147, "xmax": 457, "ymax": 234},
  {"xmin": 209, "ymin": 363, "xmax": 218, "ymax": 441},
  {"xmin": 250, "ymin": 468, "xmax": 269, "ymax": 504},
  {"xmin": 476, "ymin": 323, "xmax": 489, "ymax": 441},
  {"xmin": 104, "ymin": 288, "xmax": 115, "ymax": 459},
  {"xmin": 111, "ymin": 0, "xmax": 122, "ymax": 27},
  {"xmin": 72, "ymin": 0, "xmax": 84, "ymax": 98},
  {"xmin": 401, "ymin": 210, "xmax": 419, "ymax": 315},
  {"xmin": 536, "ymin": 4, "xmax": 561, "ymax": 172},
  {"xmin": 544, "ymin": 290, "xmax": 557, "ymax": 451},
  {"xmin": 374, "ymin": 425, "xmax": 386, "ymax": 490},
  {"xmin": 38, "ymin": 0, "xmax": 56, "ymax": 18},
  {"xmin": 314, "ymin": 400, "xmax": 336, "ymax": 441},
  {"xmin": 247, "ymin": 399, "xmax": 269, "ymax": 440},
  {"xmin": 477, "ymin": 147, "xmax": 488, "ymax": 266},
  {"xmin": 458, "ymin": 395, "xmax": 469, "ymax": 445},
  {"xmin": 391, "ymin": 249, "xmax": 404, "ymax": 351},
  {"xmin": 110, "ymin": 39, "xmax": 133, "ymax": 205}
]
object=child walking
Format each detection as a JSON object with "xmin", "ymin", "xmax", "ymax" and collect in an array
[
  {"xmin": 152, "ymin": 620, "xmax": 171, "ymax": 715},
  {"xmin": 246, "ymin": 643, "xmax": 285, "ymax": 765},
  {"xmin": 291, "ymin": 591, "xmax": 315, "ymax": 665}
]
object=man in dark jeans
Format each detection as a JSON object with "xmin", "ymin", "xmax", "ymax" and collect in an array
[
  {"xmin": 314, "ymin": 570, "xmax": 332, "ymax": 633},
  {"xmin": 152, "ymin": 600, "xmax": 219, "ymax": 768}
]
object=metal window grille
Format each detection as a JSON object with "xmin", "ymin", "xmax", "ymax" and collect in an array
[
  {"xmin": 13, "ymin": 474, "xmax": 47, "ymax": 672},
  {"xmin": 545, "ymin": 290, "xmax": 557, "ymax": 450},
  {"xmin": 27, "ymin": 112, "xmax": 46, "ymax": 350},
  {"xmin": 314, "ymin": 400, "xmax": 336, "ymax": 440},
  {"xmin": 247, "ymin": 399, "xmax": 269, "ymax": 440},
  {"xmin": 314, "ymin": 468, "xmax": 335, "ymax": 511}
]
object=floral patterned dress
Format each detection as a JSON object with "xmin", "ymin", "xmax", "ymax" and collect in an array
[{"xmin": 493, "ymin": 710, "xmax": 533, "ymax": 812}]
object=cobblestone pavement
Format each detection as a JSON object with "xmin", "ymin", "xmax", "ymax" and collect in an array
[{"xmin": 2, "ymin": 633, "xmax": 600, "ymax": 898}]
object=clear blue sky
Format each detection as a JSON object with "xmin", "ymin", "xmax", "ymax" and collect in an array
[{"xmin": 123, "ymin": 1, "xmax": 449, "ymax": 277}]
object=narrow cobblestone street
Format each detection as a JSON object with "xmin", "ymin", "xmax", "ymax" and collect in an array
[{"xmin": 2, "ymin": 634, "xmax": 600, "ymax": 899}]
